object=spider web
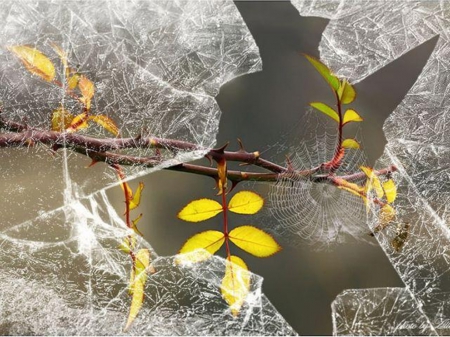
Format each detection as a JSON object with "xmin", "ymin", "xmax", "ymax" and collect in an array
[
  {"xmin": 0, "ymin": 1, "xmax": 297, "ymax": 335},
  {"xmin": 293, "ymin": 0, "xmax": 450, "ymax": 335},
  {"xmin": 267, "ymin": 110, "xmax": 370, "ymax": 248}
]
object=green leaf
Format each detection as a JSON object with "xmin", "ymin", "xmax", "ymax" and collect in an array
[
  {"xmin": 304, "ymin": 54, "xmax": 340, "ymax": 91},
  {"xmin": 310, "ymin": 102, "xmax": 339, "ymax": 122}
]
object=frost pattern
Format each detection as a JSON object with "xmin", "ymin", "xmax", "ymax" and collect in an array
[
  {"xmin": 292, "ymin": 0, "xmax": 450, "ymax": 335},
  {"xmin": 0, "ymin": 190, "xmax": 296, "ymax": 335},
  {"xmin": 0, "ymin": 1, "xmax": 296, "ymax": 335}
]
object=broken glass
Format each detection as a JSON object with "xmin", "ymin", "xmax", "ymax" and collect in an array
[
  {"xmin": 292, "ymin": 0, "xmax": 450, "ymax": 334},
  {"xmin": 0, "ymin": 0, "xmax": 297, "ymax": 335}
]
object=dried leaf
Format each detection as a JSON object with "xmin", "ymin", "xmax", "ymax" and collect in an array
[
  {"xmin": 310, "ymin": 102, "xmax": 339, "ymax": 123},
  {"xmin": 304, "ymin": 54, "xmax": 340, "ymax": 91},
  {"xmin": 392, "ymin": 223, "xmax": 410, "ymax": 252},
  {"xmin": 125, "ymin": 249, "xmax": 150, "ymax": 331},
  {"xmin": 228, "ymin": 191, "xmax": 264, "ymax": 215},
  {"xmin": 51, "ymin": 106, "xmax": 74, "ymax": 132},
  {"xmin": 66, "ymin": 112, "xmax": 89, "ymax": 133},
  {"xmin": 383, "ymin": 179, "xmax": 397, "ymax": 204},
  {"xmin": 8, "ymin": 45, "xmax": 55, "ymax": 82},
  {"xmin": 78, "ymin": 75, "xmax": 95, "ymax": 110},
  {"xmin": 341, "ymin": 138, "xmax": 360, "ymax": 149},
  {"xmin": 228, "ymin": 225, "xmax": 281, "ymax": 257},
  {"xmin": 342, "ymin": 109, "xmax": 363, "ymax": 125},
  {"xmin": 177, "ymin": 198, "xmax": 223, "ymax": 222},
  {"xmin": 89, "ymin": 115, "xmax": 120, "ymax": 136},
  {"xmin": 221, "ymin": 255, "xmax": 250, "ymax": 316},
  {"xmin": 217, "ymin": 158, "xmax": 227, "ymax": 195},
  {"xmin": 177, "ymin": 230, "xmax": 225, "ymax": 263}
]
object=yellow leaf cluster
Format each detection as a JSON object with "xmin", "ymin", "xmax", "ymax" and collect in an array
[{"xmin": 51, "ymin": 106, "xmax": 74, "ymax": 132}]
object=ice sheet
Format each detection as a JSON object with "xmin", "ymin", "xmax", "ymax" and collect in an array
[
  {"xmin": 292, "ymin": 0, "xmax": 450, "ymax": 335},
  {"xmin": 0, "ymin": 1, "xmax": 296, "ymax": 335}
]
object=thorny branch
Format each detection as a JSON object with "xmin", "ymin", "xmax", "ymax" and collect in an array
[{"xmin": 0, "ymin": 113, "xmax": 397, "ymax": 186}]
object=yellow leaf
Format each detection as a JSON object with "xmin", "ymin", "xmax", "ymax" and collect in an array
[
  {"xmin": 67, "ymin": 73, "xmax": 80, "ymax": 90},
  {"xmin": 228, "ymin": 191, "xmax": 264, "ymax": 215},
  {"xmin": 125, "ymin": 249, "xmax": 150, "ymax": 331},
  {"xmin": 310, "ymin": 102, "xmax": 339, "ymax": 123},
  {"xmin": 342, "ymin": 109, "xmax": 363, "ymax": 125},
  {"xmin": 360, "ymin": 166, "xmax": 384, "ymax": 199},
  {"xmin": 380, "ymin": 204, "xmax": 395, "ymax": 225},
  {"xmin": 8, "ymin": 45, "xmax": 55, "ymax": 82},
  {"xmin": 228, "ymin": 225, "xmax": 281, "ymax": 258},
  {"xmin": 341, "ymin": 138, "xmax": 360, "ymax": 149},
  {"xmin": 177, "ymin": 198, "xmax": 223, "ymax": 222},
  {"xmin": 177, "ymin": 230, "xmax": 225, "ymax": 264},
  {"xmin": 78, "ymin": 75, "xmax": 95, "ymax": 110},
  {"xmin": 66, "ymin": 112, "xmax": 89, "ymax": 133},
  {"xmin": 51, "ymin": 106, "xmax": 74, "ymax": 132},
  {"xmin": 89, "ymin": 115, "xmax": 120, "ymax": 136},
  {"xmin": 339, "ymin": 79, "xmax": 356, "ymax": 104},
  {"xmin": 221, "ymin": 255, "xmax": 250, "ymax": 316},
  {"xmin": 118, "ymin": 236, "xmax": 137, "ymax": 254},
  {"xmin": 129, "ymin": 182, "xmax": 144, "ymax": 211},
  {"xmin": 128, "ymin": 267, "xmax": 135, "ymax": 295},
  {"xmin": 131, "ymin": 214, "xmax": 143, "ymax": 236},
  {"xmin": 383, "ymin": 179, "xmax": 397, "ymax": 204}
]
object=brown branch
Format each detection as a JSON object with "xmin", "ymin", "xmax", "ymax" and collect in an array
[{"xmin": 0, "ymin": 116, "xmax": 396, "ymax": 185}]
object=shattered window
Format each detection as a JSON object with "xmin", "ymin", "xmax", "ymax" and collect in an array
[{"xmin": 1, "ymin": 0, "xmax": 449, "ymax": 335}]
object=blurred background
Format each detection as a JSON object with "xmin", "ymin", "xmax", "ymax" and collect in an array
[{"xmin": 0, "ymin": 1, "xmax": 439, "ymax": 335}]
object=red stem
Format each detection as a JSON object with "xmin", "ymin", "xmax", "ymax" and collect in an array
[{"xmin": 221, "ymin": 187, "xmax": 231, "ymax": 261}]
